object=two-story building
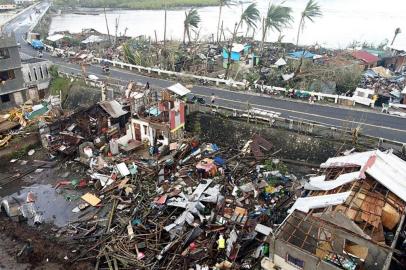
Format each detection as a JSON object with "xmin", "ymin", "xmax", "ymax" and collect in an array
[{"xmin": 0, "ymin": 32, "xmax": 26, "ymax": 108}]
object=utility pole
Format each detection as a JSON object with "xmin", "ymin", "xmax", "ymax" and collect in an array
[
  {"xmin": 163, "ymin": 0, "xmax": 167, "ymax": 48},
  {"xmin": 104, "ymin": 7, "xmax": 112, "ymax": 45}
]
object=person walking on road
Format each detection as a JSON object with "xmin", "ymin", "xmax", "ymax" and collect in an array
[{"xmin": 211, "ymin": 93, "xmax": 216, "ymax": 104}]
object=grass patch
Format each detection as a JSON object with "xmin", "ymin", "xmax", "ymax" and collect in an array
[
  {"xmin": 54, "ymin": 0, "xmax": 218, "ymax": 9},
  {"xmin": 50, "ymin": 76, "xmax": 72, "ymax": 103}
]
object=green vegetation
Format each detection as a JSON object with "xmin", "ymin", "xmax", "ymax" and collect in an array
[
  {"xmin": 296, "ymin": 0, "xmax": 322, "ymax": 46},
  {"xmin": 54, "ymin": 0, "xmax": 218, "ymax": 9},
  {"xmin": 49, "ymin": 67, "xmax": 72, "ymax": 103},
  {"xmin": 183, "ymin": 8, "xmax": 200, "ymax": 43},
  {"xmin": 260, "ymin": 4, "xmax": 293, "ymax": 54}
]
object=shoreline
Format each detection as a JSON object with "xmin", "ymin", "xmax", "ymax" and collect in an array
[
  {"xmin": 57, "ymin": 5, "xmax": 218, "ymax": 14},
  {"xmin": 53, "ymin": 0, "xmax": 219, "ymax": 12}
]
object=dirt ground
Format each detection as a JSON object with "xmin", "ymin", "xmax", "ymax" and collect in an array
[
  {"xmin": 0, "ymin": 147, "xmax": 93, "ymax": 270},
  {"xmin": 0, "ymin": 215, "xmax": 92, "ymax": 270}
]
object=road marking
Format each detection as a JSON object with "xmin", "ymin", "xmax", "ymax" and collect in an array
[
  {"xmin": 50, "ymin": 60, "xmax": 406, "ymax": 135},
  {"xmin": 193, "ymin": 93, "xmax": 406, "ymax": 134}
]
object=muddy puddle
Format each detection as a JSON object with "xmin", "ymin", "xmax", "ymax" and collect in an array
[{"xmin": 1, "ymin": 184, "xmax": 82, "ymax": 227}]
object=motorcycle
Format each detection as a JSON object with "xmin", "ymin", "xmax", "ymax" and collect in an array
[
  {"xmin": 191, "ymin": 96, "xmax": 206, "ymax": 105},
  {"xmin": 102, "ymin": 65, "xmax": 110, "ymax": 74}
]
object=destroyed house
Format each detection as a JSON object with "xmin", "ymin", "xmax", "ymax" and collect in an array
[
  {"xmin": 40, "ymin": 100, "xmax": 130, "ymax": 155},
  {"xmin": 352, "ymin": 50, "xmax": 379, "ymax": 70},
  {"xmin": 129, "ymin": 84, "xmax": 187, "ymax": 149},
  {"xmin": 270, "ymin": 150, "xmax": 406, "ymax": 270}
]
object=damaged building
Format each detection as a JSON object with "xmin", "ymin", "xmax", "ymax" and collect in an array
[
  {"xmin": 128, "ymin": 83, "xmax": 188, "ymax": 153},
  {"xmin": 269, "ymin": 149, "xmax": 406, "ymax": 270},
  {"xmin": 0, "ymin": 32, "xmax": 26, "ymax": 108},
  {"xmin": 0, "ymin": 32, "xmax": 53, "ymax": 108}
]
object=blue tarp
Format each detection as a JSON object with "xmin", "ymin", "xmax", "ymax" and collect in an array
[
  {"xmin": 223, "ymin": 49, "xmax": 242, "ymax": 61},
  {"xmin": 288, "ymin": 51, "xmax": 316, "ymax": 59},
  {"xmin": 147, "ymin": 107, "xmax": 160, "ymax": 116},
  {"xmin": 31, "ymin": 39, "xmax": 44, "ymax": 49},
  {"xmin": 222, "ymin": 45, "xmax": 251, "ymax": 61},
  {"xmin": 214, "ymin": 156, "xmax": 225, "ymax": 166}
]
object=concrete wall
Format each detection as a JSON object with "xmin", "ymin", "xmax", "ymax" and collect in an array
[
  {"xmin": 0, "ymin": 34, "xmax": 25, "ymax": 96},
  {"xmin": 271, "ymin": 213, "xmax": 390, "ymax": 270},
  {"xmin": 0, "ymin": 68, "xmax": 25, "ymax": 94},
  {"xmin": 130, "ymin": 118, "xmax": 170, "ymax": 146},
  {"xmin": 21, "ymin": 60, "xmax": 52, "ymax": 90},
  {"xmin": 272, "ymin": 240, "xmax": 339, "ymax": 270}
]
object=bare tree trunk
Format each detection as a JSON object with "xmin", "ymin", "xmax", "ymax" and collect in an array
[
  {"xmin": 216, "ymin": 5, "xmax": 223, "ymax": 43},
  {"xmin": 260, "ymin": 18, "xmax": 267, "ymax": 55},
  {"xmin": 187, "ymin": 28, "xmax": 191, "ymax": 43},
  {"xmin": 163, "ymin": 0, "xmax": 167, "ymax": 48},
  {"xmin": 183, "ymin": 26, "xmax": 187, "ymax": 44},
  {"xmin": 114, "ymin": 16, "xmax": 119, "ymax": 47},
  {"xmin": 154, "ymin": 30, "xmax": 158, "ymax": 44},
  {"xmin": 104, "ymin": 8, "xmax": 111, "ymax": 45},
  {"xmin": 219, "ymin": 21, "xmax": 224, "ymax": 43},
  {"xmin": 225, "ymin": 23, "xmax": 238, "ymax": 79},
  {"xmin": 296, "ymin": 17, "xmax": 303, "ymax": 47},
  {"xmin": 391, "ymin": 33, "xmax": 398, "ymax": 46}
]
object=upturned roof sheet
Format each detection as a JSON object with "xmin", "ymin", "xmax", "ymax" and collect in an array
[
  {"xmin": 321, "ymin": 150, "xmax": 406, "ymax": 201},
  {"xmin": 167, "ymin": 83, "xmax": 191, "ymax": 97}
]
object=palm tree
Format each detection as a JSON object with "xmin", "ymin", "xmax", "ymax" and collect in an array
[
  {"xmin": 296, "ymin": 0, "xmax": 322, "ymax": 46},
  {"xmin": 183, "ymin": 8, "xmax": 201, "ymax": 44},
  {"xmin": 237, "ymin": 3, "xmax": 260, "ymax": 33},
  {"xmin": 216, "ymin": 0, "xmax": 234, "ymax": 42},
  {"xmin": 260, "ymin": 4, "xmax": 293, "ymax": 54},
  {"xmin": 391, "ymin": 27, "xmax": 401, "ymax": 46},
  {"xmin": 224, "ymin": 3, "xmax": 260, "ymax": 79}
]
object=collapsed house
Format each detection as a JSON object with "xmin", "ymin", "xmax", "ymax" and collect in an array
[
  {"xmin": 40, "ymin": 100, "xmax": 130, "ymax": 156},
  {"xmin": 128, "ymin": 83, "xmax": 188, "ymax": 154},
  {"xmin": 269, "ymin": 149, "xmax": 406, "ymax": 270}
]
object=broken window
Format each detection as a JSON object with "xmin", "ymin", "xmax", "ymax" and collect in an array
[
  {"xmin": 286, "ymin": 253, "xmax": 305, "ymax": 269},
  {"xmin": 0, "ymin": 48, "xmax": 10, "ymax": 60},
  {"xmin": 0, "ymin": 94, "xmax": 11, "ymax": 103},
  {"xmin": 0, "ymin": 69, "xmax": 16, "ymax": 83}
]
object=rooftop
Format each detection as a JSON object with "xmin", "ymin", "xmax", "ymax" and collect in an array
[{"xmin": 352, "ymin": 50, "xmax": 380, "ymax": 64}]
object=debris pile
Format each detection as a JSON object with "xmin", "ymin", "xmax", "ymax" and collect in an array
[
  {"xmin": 0, "ymin": 96, "xmax": 62, "ymax": 149},
  {"xmin": 47, "ymin": 134, "xmax": 299, "ymax": 269}
]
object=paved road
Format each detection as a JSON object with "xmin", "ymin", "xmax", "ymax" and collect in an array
[{"xmin": 4, "ymin": 2, "xmax": 406, "ymax": 143}]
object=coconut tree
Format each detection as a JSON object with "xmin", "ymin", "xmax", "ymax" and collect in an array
[
  {"xmin": 296, "ymin": 0, "xmax": 322, "ymax": 47},
  {"xmin": 183, "ymin": 8, "xmax": 201, "ymax": 44},
  {"xmin": 224, "ymin": 3, "xmax": 260, "ymax": 79},
  {"xmin": 237, "ymin": 3, "xmax": 260, "ymax": 33},
  {"xmin": 216, "ymin": 0, "xmax": 234, "ymax": 42},
  {"xmin": 260, "ymin": 4, "xmax": 293, "ymax": 54},
  {"xmin": 391, "ymin": 27, "xmax": 402, "ymax": 46}
]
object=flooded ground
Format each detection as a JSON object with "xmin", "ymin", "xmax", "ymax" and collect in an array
[
  {"xmin": 49, "ymin": 0, "xmax": 406, "ymax": 49},
  {"xmin": 0, "ymin": 149, "xmax": 92, "ymax": 269}
]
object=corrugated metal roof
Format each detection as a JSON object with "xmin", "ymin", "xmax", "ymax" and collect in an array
[
  {"xmin": 167, "ymin": 83, "xmax": 191, "ymax": 97},
  {"xmin": 321, "ymin": 150, "xmax": 406, "ymax": 202},
  {"xmin": 99, "ymin": 100, "xmax": 128, "ymax": 118},
  {"xmin": 288, "ymin": 192, "xmax": 352, "ymax": 213},
  {"xmin": 46, "ymin": 34, "xmax": 65, "ymax": 42},
  {"xmin": 352, "ymin": 50, "xmax": 379, "ymax": 64}
]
